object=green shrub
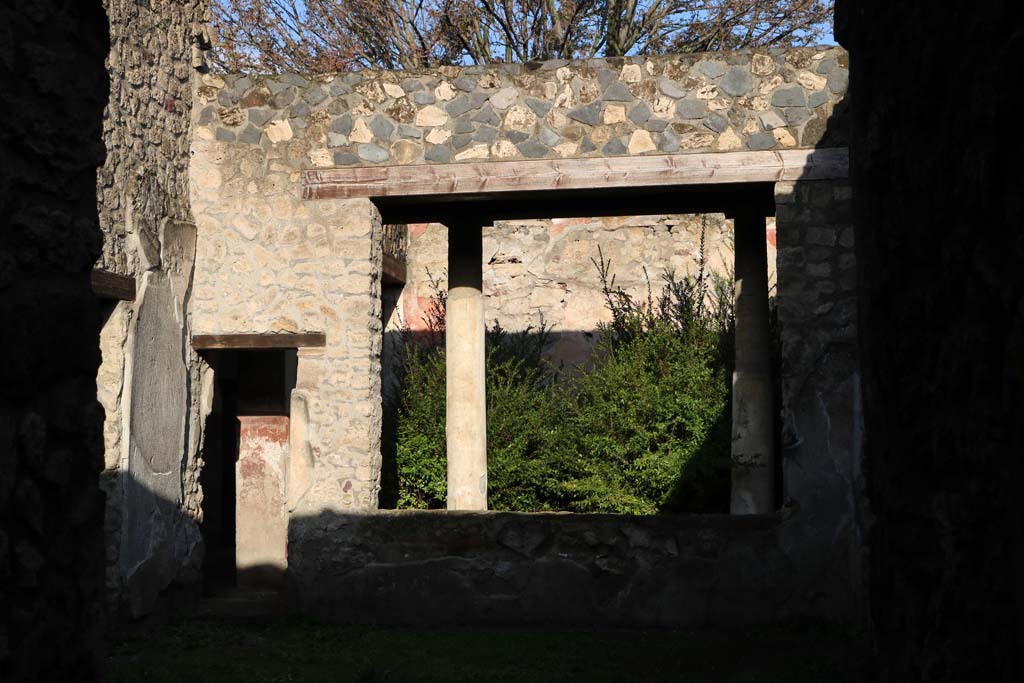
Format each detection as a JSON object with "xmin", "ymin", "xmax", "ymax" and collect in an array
[{"xmin": 391, "ymin": 237, "xmax": 735, "ymax": 513}]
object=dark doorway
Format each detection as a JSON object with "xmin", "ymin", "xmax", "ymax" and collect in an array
[{"xmin": 198, "ymin": 348, "xmax": 296, "ymax": 595}]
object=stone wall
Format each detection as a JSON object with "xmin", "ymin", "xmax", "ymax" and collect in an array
[
  {"xmin": 394, "ymin": 214, "xmax": 777, "ymax": 369},
  {"xmin": 0, "ymin": 0, "xmax": 109, "ymax": 679},
  {"xmin": 188, "ymin": 145, "xmax": 386, "ymax": 515},
  {"xmin": 774, "ymin": 178, "xmax": 863, "ymax": 621},
  {"xmin": 97, "ymin": 0, "xmax": 214, "ymax": 619},
  {"xmin": 289, "ymin": 510, "xmax": 846, "ymax": 626},
  {"xmin": 837, "ymin": 1, "xmax": 1023, "ymax": 680},
  {"xmin": 192, "ymin": 44, "xmax": 859, "ymax": 627},
  {"xmin": 194, "ymin": 47, "xmax": 847, "ymax": 169}
]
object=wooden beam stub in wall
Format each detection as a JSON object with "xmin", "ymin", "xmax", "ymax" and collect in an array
[
  {"xmin": 302, "ymin": 148, "xmax": 849, "ymax": 201},
  {"xmin": 91, "ymin": 269, "xmax": 136, "ymax": 301},
  {"xmin": 192, "ymin": 333, "xmax": 327, "ymax": 350}
]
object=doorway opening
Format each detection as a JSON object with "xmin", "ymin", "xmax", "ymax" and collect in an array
[{"xmin": 198, "ymin": 348, "xmax": 296, "ymax": 596}]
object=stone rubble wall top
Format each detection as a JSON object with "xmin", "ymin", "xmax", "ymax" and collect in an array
[{"xmin": 195, "ymin": 47, "xmax": 848, "ymax": 169}]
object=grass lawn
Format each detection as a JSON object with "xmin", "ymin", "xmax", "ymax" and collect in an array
[{"xmin": 108, "ymin": 615, "xmax": 866, "ymax": 682}]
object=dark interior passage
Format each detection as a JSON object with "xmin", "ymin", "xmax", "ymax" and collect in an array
[{"xmin": 198, "ymin": 349, "xmax": 296, "ymax": 595}]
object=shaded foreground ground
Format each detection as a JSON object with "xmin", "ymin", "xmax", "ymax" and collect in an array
[{"xmin": 108, "ymin": 615, "xmax": 865, "ymax": 682}]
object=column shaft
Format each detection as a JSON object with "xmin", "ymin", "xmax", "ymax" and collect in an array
[
  {"xmin": 446, "ymin": 223, "xmax": 487, "ymax": 510},
  {"xmin": 730, "ymin": 211, "xmax": 776, "ymax": 514}
]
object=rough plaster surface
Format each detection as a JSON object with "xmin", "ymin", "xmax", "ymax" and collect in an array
[{"xmin": 194, "ymin": 47, "xmax": 848, "ymax": 168}]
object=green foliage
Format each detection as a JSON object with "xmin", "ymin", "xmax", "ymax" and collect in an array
[{"xmin": 392, "ymin": 235, "xmax": 735, "ymax": 514}]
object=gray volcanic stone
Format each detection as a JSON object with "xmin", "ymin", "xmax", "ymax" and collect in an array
[
  {"xmin": 272, "ymin": 88, "xmax": 295, "ymax": 108},
  {"xmin": 197, "ymin": 106, "xmax": 215, "ymax": 125},
  {"xmin": 772, "ymin": 86, "xmax": 807, "ymax": 108},
  {"xmin": 331, "ymin": 114, "xmax": 353, "ymax": 135},
  {"xmin": 704, "ymin": 112, "xmax": 728, "ymax": 133},
  {"xmin": 596, "ymin": 69, "xmax": 617, "ymax": 88},
  {"xmin": 470, "ymin": 92, "xmax": 490, "ymax": 109},
  {"xmin": 538, "ymin": 126, "xmax": 561, "ymax": 147},
  {"xmin": 453, "ymin": 118, "xmax": 475, "ymax": 134},
  {"xmin": 645, "ymin": 118, "xmax": 669, "ymax": 132},
  {"xmin": 402, "ymin": 79, "xmax": 425, "ymax": 92},
  {"xmin": 659, "ymin": 80, "xmax": 686, "ymax": 99},
  {"xmin": 398, "ymin": 124, "xmax": 422, "ymax": 138},
  {"xmin": 289, "ymin": 102, "xmax": 310, "ymax": 118},
  {"xmin": 827, "ymin": 68, "xmax": 849, "ymax": 94},
  {"xmin": 747, "ymin": 132, "xmax": 777, "ymax": 150},
  {"xmin": 452, "ymin": 134, "xmax": 473, "ymax": 150},
  {"xmin": 579, "ymin": 137, "xmax": 597, "ymax": 153},
  {"xmin": 454, "ymin": 77, "xmax": 476, "ymax": 91},
  {"xmin": 676, "ymin": 100, "xmax": 707, "ymax": 119},
  {"xmin": 446, "ymin": 95, "xmax": 473, "ymax": 117},
  {"xmin": 759, "ymin": 110, "xmax": 787, "ymax": 129},
  {"xmin": 238, "ymin": 124, "xmax": 262, "ymax": 144},
  {"xmin": 602, "ymin": 138, "xmax": 628, "ymax": 155},
  {"xmin": 568, "ymin": 102, "xmax": 602, "ymax": 125},
  {"xmin": 327, "ymin": 132, "xmax": 348, "ymax": 147},
  {"xmin": 808, "ymin": 91, "xmax": 829, "ymax": 108},
  {"xmin": 517, "ymin": 139, "xmax": 551, "ymax": 158},
  {"xmin": 303, "ymin": 86, "xmax": 327, "ymax": 105},
  {"xmin": 357, "ymin": 143, "xmax": 389, "ymax": 162},
  {"xmin": 603, "ymin": 82, "xmax": 634, "ymax": 102},
  {"xmin": 526, "ymin": 98, "xmax": 553, "ymax": 117},
  {"xmin": 267, "ymin": 78, "xmax": 291, "ymax": 94},
  {"xmin": 784, "ymin": 107, "xmax": 812, "ymax": 126},
  {"xmin": 333, "ymin": 152, "xmax": 358, "ymax": 165},
  {"xmin": 697, "ymin": 60, "xmax": 727, "ymax": 78},
  {"xmin": 628, "ymin": 102, "xmax": 652, "ymax": 125},
  {"xmin": 473, "ymin": 106, "xmax": 501, "ymax": 126},
  {"xmin": 370, "ymin": 115, "xmax": 395, "ymax": 140},
  {"xmin": 425, "ymin": 144, "xmax": 451, "ymax": 162},
  {"xmin": 215, "ymin": 127, "xmax": 235, "ymax": 142},
  {"xmin": 504, "ymin": 130, "xmax": 529, "ymax": 144},
  {"xmin": 248, "ymin": 108, "xmax": 274, "ymax": 127},
  {"xmin": 411, "ymin": 91, "xmax": 435, "ymax": 105},
  {"xmin": 720, "ymin": 67, "xmax": 754, "ymax": 97},
  {"xmin": 473, "ymin": 126, "xmax": 498, "ymax": 142},
  {"xmin": 328, "ymin": 80, "xmax": 351, "ymax": 96},
  {"xmin": 816, "ymin": 56, "xmax": 837, "ymax": 74},
  {"xmin": 658, "ymin": 128, "xmax": 680, "ymax": 153}
]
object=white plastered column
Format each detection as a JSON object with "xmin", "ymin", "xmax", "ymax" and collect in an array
[
  {"xmin": 445, "ymin": 221, "xmax": 488, "ymax": 510},
  {"xmin": 730, "ymin": 210, "xmax": 776, "ymax": 515}
]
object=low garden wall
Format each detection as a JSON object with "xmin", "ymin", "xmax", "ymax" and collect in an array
[{"xmin": 288, "ymin": 510, "xmax": 851, "ymax": 626}]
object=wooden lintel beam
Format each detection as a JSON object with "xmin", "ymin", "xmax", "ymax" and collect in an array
[
  {"xmin": 302, "ymin": 148, "xmax": 849, "ymax": 201},
  {"xmin": 192, "ymin": 333, "xmax": 327, "ymax": 350},
  {"xmin": 382, "ymin": 253, "xmax": 406, "ymax": 285},
  {"xmin": 91, "ymin": 269, "xmax": 136, "ymax": 301}
]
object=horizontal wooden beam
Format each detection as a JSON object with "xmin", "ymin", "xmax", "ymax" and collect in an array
[
  {"xmin": 302, "ymin": 148, "xmax": 848, "ymax": 201},
  {"xmin": 91, "ymin": 269, "xmax": 135, "ymax": 301},
  {"xmin": 382, "ymin": 253, "xmax": 406, "ymax": 285},
  {"xmin": 192, "ymin": 333, "xmax": 327, "ymax": 350}
]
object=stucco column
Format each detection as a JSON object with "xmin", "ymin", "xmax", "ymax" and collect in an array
[
  {"xmin": 446, "ymin": 221, "xmax": 487, "ymax": 510},
  {"xmin": 730, "ymin": 211, "xmax": 775, "ymax": 515}
]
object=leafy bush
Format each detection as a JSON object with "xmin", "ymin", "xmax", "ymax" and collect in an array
[{"xmin": 390, "ymin": 236, "xmax": 735, "ymax": 513}]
